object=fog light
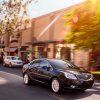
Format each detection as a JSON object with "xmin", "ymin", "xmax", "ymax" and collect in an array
[{"xmin": 70, "ymin": 85, "xmax": 76, "ymax": 88}]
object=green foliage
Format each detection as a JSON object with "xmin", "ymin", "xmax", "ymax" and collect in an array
[
  {"xmin": 0, "ymin": 0, "xmax": 33, "ymax": 36},
  {"xmin": 64, "ymin": 0, "xmax": 100, "ymax": 49}
]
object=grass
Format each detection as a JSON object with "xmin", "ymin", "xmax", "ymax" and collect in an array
[{"xmin": 91, "ymin": 71, "xmax": 100, "ymax": 74}]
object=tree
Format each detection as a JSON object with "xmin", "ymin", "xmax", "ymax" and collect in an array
[
  {"xmin": 64, "ymin": 0, "xmax": 100, "ymax": 49},
  {"xmin": 0, "ymin": 0, "xmax": 39, "ymax": 38},
  {"xmin": 0, "ymin": 0, "xmax": 37, "ymax": 56}
]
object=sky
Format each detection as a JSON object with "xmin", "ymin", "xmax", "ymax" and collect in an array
[
  {"xmin": 0, "ymin": 0, "xmax": 86, "ymax": 19},
  {"xmin": 28, "ymin": 0, "xmax": 86, "ymax": 18}
]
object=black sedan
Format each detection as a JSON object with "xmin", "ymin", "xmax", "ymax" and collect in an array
[{"xmin": 22, "ymin": 58, "xmax": 94, "ymax": 93}]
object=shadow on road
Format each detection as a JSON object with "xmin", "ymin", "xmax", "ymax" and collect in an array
[{"xmin": 0, "ymin": 64, "xmax": 22, "ymax": 77}]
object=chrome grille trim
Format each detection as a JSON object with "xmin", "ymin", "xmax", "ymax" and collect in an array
[{"xmin": 77, "ymin": 73, "xmax": 93, "ymax": 81}]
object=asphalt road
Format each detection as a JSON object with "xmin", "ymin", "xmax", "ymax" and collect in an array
[{"xmin": 0, "ymin": 64, "xmax": 100, "ymax": 100}]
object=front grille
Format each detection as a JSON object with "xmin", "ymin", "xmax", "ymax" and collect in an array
[
  {"xmin": 77, "ymin": 73, "xmax": 92, "ymax": 80},
  {"xmin": 17, "ymin": 62, "xmax": 22, "ymax": 64}
]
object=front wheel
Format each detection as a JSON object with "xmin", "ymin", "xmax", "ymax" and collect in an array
[{"xmin": 51, "ymin": 78, "xmax": 61, "ymax": 93}]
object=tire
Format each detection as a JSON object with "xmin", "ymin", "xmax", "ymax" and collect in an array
[
  {"xmin": 51, "ymin": 78, "xmax": 61, "ymax": 93},
  {"xmin": 23, "ymin": 73, "xmax": 31, "ymax": 85},
  {"xmin": 3, "ymin": 63, "xmax": 6, "ymax": 67},
  {"xmin": 9, "ymin": 63, "xmax": 13, "ymax": 68}
]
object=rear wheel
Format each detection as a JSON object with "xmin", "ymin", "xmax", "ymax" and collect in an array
[
  {"xmin": 51, "ymin": 78, "xmax": 61, "ymax": 93},
  {"xmin": 23, "ymin": 73, "xmax": 31, "ymax": 85},
  {"xmin": 3, "ymin": 63, "xmax": 6, "ymax": 67}
]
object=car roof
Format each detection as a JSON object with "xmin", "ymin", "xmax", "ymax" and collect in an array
[{"xmin": 34, "ymin": 58, "xmax": 68, "ymax": 62}]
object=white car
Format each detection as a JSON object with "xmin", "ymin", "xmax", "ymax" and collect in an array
[{"xmin": 3, "ymin": 56, "xmax": 24, "ymax": 67}]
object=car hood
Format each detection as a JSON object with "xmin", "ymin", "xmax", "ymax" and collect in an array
[
  {"xmin": 11, "ymin": 60, "xmax": 23, "ymax": 62},
  {"xmin": 67, "ymin": 70, "xmax": 88, "ymax": 75},
  {"xmin": 56, "ymin": 67, "xmax": 89, "ymax": 74}
]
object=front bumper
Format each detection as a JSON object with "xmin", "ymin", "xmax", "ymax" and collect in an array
[
  {"xmin": 12, "ymin": 63, "xmax": 23, "ymax": 67},
  {"xmin": 63, "ymin": 79, "xmax": 94, "ymax": 90}
]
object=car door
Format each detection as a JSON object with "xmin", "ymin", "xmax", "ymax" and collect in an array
[
  {"xmin": 28, "ymin": 60, "xmax": 40, "ymax": 80},
  {"xmin": 36, "ymin": 60, "xmax": 53, "ymax": 84}
]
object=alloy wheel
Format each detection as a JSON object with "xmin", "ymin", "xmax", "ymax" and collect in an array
[
  {"xmin": 51, "ymin": 78, "xmax": 60, "ymax": 93},
  {"xmin": 24, "ymin": 73, "xmax": 29, "ymax": 85}
]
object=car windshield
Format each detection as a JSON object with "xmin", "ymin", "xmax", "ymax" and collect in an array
[
  {"xmin": 48, "ymin": 59, "xmax": 79, "ymax": 70},
  {"xmin": 11, "ymin": 57, "xmax": 20, "ymax": 60}
]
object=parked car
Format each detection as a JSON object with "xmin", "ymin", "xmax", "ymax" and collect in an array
[
  {"xmin": 22, "ymin": 58, "xmax": 94, "ymax": 93},
  {"xmin": 3, "ymin": 56, "xmax": 24, "ymax": 67}
]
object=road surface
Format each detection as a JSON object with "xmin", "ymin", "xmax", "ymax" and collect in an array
[{"xmin": 0, "ymin": 65, "xmax": 100, "ymax": 100}]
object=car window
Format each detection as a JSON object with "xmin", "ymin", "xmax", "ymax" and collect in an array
[
  {"xmin": 39, "ymin": 60, "xmax": 52, "ymax": 71},
  {"xmin": 7, "ymin": 57, "xmax": 10, "ymax": 59},
  {"xmin": 30, "ymin": 60, "xmax": 36, "ymax": 65},
  {"xmin": 11, "ymin": 57, "xmax": 20, "ymax": 60},
  {"xmin": 39, "ymin": 61, "xmax": 49, "ymax": 68},
  {"xmin": 32, "ymin": 62, "xmax": 40, "ymax": 68},
  {"xmin": 16, "ymin": 57, "xmax": 20, "ymax": 60},
  {"xmin": 30, "ymin": 60, "xmax": 41, "ymax": 68},
  {"xmin": 48, "ymin": 59, "xmax": 78, "ymax": 70}
]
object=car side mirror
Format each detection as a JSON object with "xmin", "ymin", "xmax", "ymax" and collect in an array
[
  {"xmin": 42, "ymin": 66, "xmax": 47, "ymax": 70},
  {"xmin": 42, "ymin": 66, "xmax": 51, "ymax": 71},
  {"xmin": 47, "ymin": 67, "xmax": 51, "ymax": 71}
]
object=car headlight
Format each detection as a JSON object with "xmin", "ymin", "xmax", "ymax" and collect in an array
[
  {"xmin": 90, "ymin": 74, "xmax": 94, "ymax": 80},
  {"xmin": 64, "ymin": 72, "xmax": 77, "ymax": 80}
]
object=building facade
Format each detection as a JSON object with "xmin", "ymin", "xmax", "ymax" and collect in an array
[{"xmin": 1, "ymin": 8, "xmax": 91, "ymax": 69}]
